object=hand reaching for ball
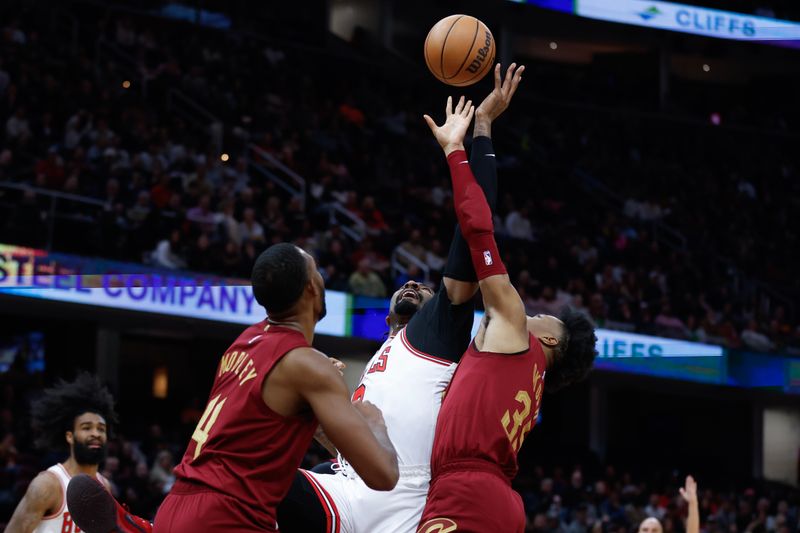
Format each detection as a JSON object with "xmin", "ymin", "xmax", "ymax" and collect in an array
[
  {"xmin": 423, "ymin": 95, "xmax": 475, "ymax": 156},
  {"xmin": 476, "ymin": 63, "xmax": 525, "ymax": 122}
]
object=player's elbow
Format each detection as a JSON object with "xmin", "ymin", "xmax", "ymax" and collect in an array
[{"xmin": 364, "ymin": 459, "xmax": 399, "ymax": 491}]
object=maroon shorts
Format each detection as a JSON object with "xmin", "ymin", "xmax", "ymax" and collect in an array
[
  {"xmin": 153, "ymin": 481, "xmax": 277, "ymax": 532},
  {"xmin": 417, "ymin": 461, "xmax": 525, "ymax": 533}
]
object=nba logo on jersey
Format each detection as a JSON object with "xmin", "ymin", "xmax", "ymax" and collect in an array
[{"xmin": 483, "ymin": 250, "xmax": 493, "ymax": 265}]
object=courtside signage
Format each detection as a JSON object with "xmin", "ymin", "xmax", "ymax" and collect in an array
[
  {"xmin": 0, "ymin": 244, "xmax": 347, "ymax": 336},
  {"xmin": 575, "ymin": 0, "xmax": 800, "ymax": 43},
  {"xmin": 0, "ymin": 243, "xmax": 722, "ymax": 356},
  {"xmin": 594, "ymin": 328, "xmax": 723, "ymax": 358}
]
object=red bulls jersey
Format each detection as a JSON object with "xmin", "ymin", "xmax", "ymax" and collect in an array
[
  {"xmin": 173, "ymin": 321, "xmax": 317, "ymax": 529},
  {"xmin": 430, "ymin": 334, "xmax": 546, "ymax": 481}
]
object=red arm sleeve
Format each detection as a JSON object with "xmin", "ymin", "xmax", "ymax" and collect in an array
[{"xmin": 446, "ymin": 150, "xmax": 507, "ymax": 280}]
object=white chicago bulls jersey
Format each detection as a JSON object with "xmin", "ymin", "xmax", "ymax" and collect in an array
[
  {"xmin": 33, "ymin": 464, "xmax": 107, "ymax": 533},
  {"xmin": 343, "ymin": 326, "xmax": 456, "ymax": 472}
]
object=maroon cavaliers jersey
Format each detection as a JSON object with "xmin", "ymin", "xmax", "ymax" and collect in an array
[
  {"xmin": 430, "ymin": 333, "xmax": 546, "ymax": 481},
  {"xmin": 173, "ymin": 321, "xmax": 317, "ymax": 529}
]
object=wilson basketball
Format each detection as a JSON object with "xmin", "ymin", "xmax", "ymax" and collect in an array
[{"xmin": 424, "ymin": 15, "xmax": 495, "ymax": 87}]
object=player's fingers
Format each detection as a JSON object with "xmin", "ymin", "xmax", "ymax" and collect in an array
[
  {"xmin": 446, "ymin": 95, "xmax": 453, "ymax": 116},
  {"xmin": 454, "ymin": 95, "xmax": 465, "ymax": 115},
  {"xmin": 503, "ymin": 63, "xmax": 516, "ymax": 93},
  {"xmin": 509, "ymin": 65, "xmax": 525, "ymax": 98},
  {"xmin": 493, "ymin": 63, "xmax": 502, "ymax": 90},
  {"xmin": 462, "ymin": 100, "xmax": 472, "ymax": 117},
  {"xmin": 466, "ymin": 104, "xmax": 475, "ymax": 123},
  {"xmin": 423, "ymin": 114, "xmax": 438, "ymax": 133}
]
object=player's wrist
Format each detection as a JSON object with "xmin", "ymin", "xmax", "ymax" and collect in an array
[
  {"xmin": 443, "ymin": 142, "xmax": 465, "ymax": 156},
  {"xmin": 475, "ymin": 109, "xmax": 492, "ymax": 121}
]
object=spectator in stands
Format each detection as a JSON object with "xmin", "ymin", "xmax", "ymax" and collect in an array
[
  {"xmin": 741, "ymin": 320, "xmax": 774, "ymax": 352},
  {"xmin": 151, "ymin": 229, "xmax": 186, "ymax": 270},
  {"xmin": 654, "ymin": 302, "xmax": 689, "ymax": 338},
  {"xmin": 358, "ymin": 195, "xmax": 389, "ymax": 236},
  {"xmin": 349, "ymin": 258, "xmax": 387, "ymax": 298},
  {"xmin": 5, "ymin": 107, "xmax": 30, "ymax": 144},
  {"xmin": 573, "ymin": 237, "xmax": 598, "ymax": 266},
  {"xmin": 186, "ymin": 193, "xmax": 217, "ymax": 234},
  {"xmin": 395, "ymin": 228, "xmax": 427, "ymax": 270},
  {"xmin": 149, "ymin": 450, "xmax": 175, "ymax": 495},
  {"xmin": 239, "ymin": 207, "xmax": 265, "ymax": 245},
  {"xmin": 505, "ymin": 202, "xmax": 535, "ymax": 241}
]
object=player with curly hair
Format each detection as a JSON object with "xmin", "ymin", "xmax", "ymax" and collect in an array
[
  {"xmin": 6, "ymin": 372, "xmax": 149, "ymax": 533},
  {"xmin": 417, "ymin": 83, "xmax": 598, "ymax": 532}
]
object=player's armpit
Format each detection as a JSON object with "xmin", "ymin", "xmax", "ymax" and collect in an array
[
  {"xmin": 477, "ymin": 274, "xmax": 530, "ymax": 354},
  {"xmin": 288, "ymin": 349, "xmax": 399, "ymax": 491},
  {"xmin": 6, "ymin": 471, "xmax": 62, "ymax": 533}
]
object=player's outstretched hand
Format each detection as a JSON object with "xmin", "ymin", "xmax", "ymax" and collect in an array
[
  {"xmin": 476, "ymin": 63, "xmax": 525, "ymax": 122},
  {"xmin": 679, "ymin": 475, "xmax": 698, "ymax": 504},
  {"xmin": 424, "ymin": 95, "xmax": 475, "ymax": 155}
]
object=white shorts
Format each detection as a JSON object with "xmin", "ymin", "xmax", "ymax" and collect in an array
[{"xmin": 299, "ymin": 467, "xmax": 430, "ymax": 533}]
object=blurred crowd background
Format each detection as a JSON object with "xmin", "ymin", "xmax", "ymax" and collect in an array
[{"xmin": 1, "ymin": 0, "xmax": 799, "ymax": 530}]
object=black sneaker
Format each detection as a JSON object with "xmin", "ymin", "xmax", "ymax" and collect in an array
[{"xmin": 66, "ymin": 474, "xmax": 152, "ymax": 533}]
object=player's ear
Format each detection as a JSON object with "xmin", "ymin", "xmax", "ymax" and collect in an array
[
  {"xmin": 65, "ymin": 430, "xmax": 74, "ymax": 446},
  {"xmin": 538, "ymin": 335, "xmax": 559, "ymax": 347},
  {"xmin": 385, "ymin": 315, "xmax": 390, "ymax": 327}
]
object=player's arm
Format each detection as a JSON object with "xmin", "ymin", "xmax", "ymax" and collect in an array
[
  {"xmin": 424, "ymin": 90, "xmax": 529, "ymax": 353},
  {"xmin": 6, "ymin": 472, "xmax": 62, "ymax": 533},
  {"xmin": 311, "ymin": 357, "xmax": 347, "ymax": 456},
  {"xmin": 289, "ymin": 348, "xmax": 398, "ymax": 490},
  {"xmin": 443, "ymin": 63, "xmax": 523, "ymax": 305},
  {"xmin": 680, "ymin": 475, "xmax": 699, "ymax": 533}
]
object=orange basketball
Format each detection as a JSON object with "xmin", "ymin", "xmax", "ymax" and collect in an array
[{"xmin": 424, "ymin": 15, "xmax": 495, "ymax": 87}]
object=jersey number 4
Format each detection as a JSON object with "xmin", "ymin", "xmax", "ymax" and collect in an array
[{"xmin": 191, "ymin": 394, "xmax": 227, "ymax": 460}]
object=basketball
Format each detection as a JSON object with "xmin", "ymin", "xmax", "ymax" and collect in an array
[{"xmin": 424, "ymin": 15, "xmax": 496, "ymax": 87}]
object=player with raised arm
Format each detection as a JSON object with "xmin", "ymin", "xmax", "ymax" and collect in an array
[
  {"xmin": 639, "ymin": 476, "xmax": 699, "ymax": 533},
  {"xmin": 417, "ymin": 89, "xmax": 598, "ymax": 532},
  {"xmin": 6, "ymin": 373, "xmax": 149, "ymax": 533},
  {"xmin": 66, "ymin": 243, "xmax": 398, "ymax": 533},
  {"xmin": 277, "ymin": 64, "xmax": 524, "ymax": 533}
]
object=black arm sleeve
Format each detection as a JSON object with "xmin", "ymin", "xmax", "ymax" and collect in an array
[
  {"xmin": 443, "ymin": 135, "xmax": 498, "ymax": 282},
  {"xmin": 404, "ymin": 283, "xmax": 475, "ymax": 363}
]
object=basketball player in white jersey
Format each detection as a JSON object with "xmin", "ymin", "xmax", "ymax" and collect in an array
[
  {"xmin": 277, "ymin": 63, "xmax": 524, "ymax": 533},
  {"xmin": 6, "ymin": 373, "xmax": 149, "ymax": 533}
]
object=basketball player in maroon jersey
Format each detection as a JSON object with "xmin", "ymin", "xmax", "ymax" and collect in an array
[
  {"xmin": 417, "ymin": 88, "xmax": 598, "ymax": 532},
  {"xmin": 68, "ymin": 243, "xmax": 398, "ymax": 533},
  {"xmin": 7, "ymin": 373, "xmax": 149, "ymax": 533}
]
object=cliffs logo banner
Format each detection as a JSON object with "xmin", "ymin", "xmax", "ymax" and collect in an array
[
  {"xmin": 418, "ymin": 518, "xmax": 458, "ymax": 533},
  {"xmin": 576, "ymin": 0, "xmax": 800, "ymax": 44},
  {"xmin": 638, "ymin": 6, "xmax": 662, "ymax": 21}
]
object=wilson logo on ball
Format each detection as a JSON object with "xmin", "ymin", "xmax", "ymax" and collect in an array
[
  {"xmin": 467, "ymin": 30, "xmax": 492, "ymax": 74},
  {"xmin": 424, "ymin": 15, "xmax": 495, "ymax": 86}
]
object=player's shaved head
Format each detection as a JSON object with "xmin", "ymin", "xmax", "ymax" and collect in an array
[{"xmin": 252, "ymin": 243, "xmax": 310, "ymax": 316}]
